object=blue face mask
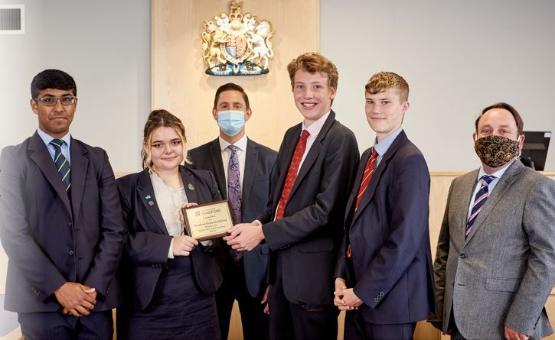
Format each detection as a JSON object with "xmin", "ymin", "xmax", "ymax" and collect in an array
[{"xmin": 217, "ymin": 110, "xmax": 245, "ymax": 137}]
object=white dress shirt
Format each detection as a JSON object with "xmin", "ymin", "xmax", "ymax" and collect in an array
[
  {"xmin": 298, "ymin": 110, "xmax": 331, "ymax": 173},
  {"xmin": 150, "ymin": 170, "xmax": 189, "ymax": 258}
]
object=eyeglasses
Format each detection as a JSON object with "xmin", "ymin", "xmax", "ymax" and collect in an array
[{"xmin": 35, "ymin": 95, "xmax": 77, "ymax": 107}]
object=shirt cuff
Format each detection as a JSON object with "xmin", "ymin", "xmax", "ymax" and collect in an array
[{"xmin": 168, "ymin": 238, "xmax": 175, "ymax": 259}]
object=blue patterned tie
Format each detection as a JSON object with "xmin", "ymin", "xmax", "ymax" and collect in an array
[
  {"xmin": 227, "ymin": 145, "xmax": 242, "ymax": 260},
  {"xmin": 466, "ymin": 175, "xmax": 495, "ymax": 237},
  {"xmin": 50, "ymin": 139, "xmax": 71, "ymax": 192}
]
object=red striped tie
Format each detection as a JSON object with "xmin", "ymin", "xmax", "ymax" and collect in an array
[
  {"xmin": 275, "ymin": 129, "xmax": 310, "ymax": 220},
  {"xmin": 347, "ymin": 149, "xmax": 378, "ymax": 258},
  {"xmin": 354, "ymin": 149, "xmax": 378, "ymax": 211}
]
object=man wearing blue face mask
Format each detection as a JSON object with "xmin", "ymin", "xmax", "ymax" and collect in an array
[{"xmin": 189, "ymin": 83, "xmax": 277, "ymax": 340}]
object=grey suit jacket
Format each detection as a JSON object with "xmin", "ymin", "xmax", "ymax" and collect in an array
[{"xmin": 433, "ymin": 160, "xmax": 555, "ymax": 339}]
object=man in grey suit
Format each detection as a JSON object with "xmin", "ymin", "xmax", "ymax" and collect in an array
[
  {"xmin": 433, "ymin": 102, "xmax": 555, "ymax": 340},
  {"xmin": 188, "ymin": 83, "xmax": 276, "ymax": 340}
]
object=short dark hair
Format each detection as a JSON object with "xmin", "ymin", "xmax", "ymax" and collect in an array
[
  {"xmin": 475, "ymin": 102, "xmax": 524, "ymax": 135},
  {"xmin": 213, "ymin": 83, "xmax": 250, "ymax": 110},
  {"xmin": 31, "ymin": 69, "xmax": 77, "ymax": 99}
]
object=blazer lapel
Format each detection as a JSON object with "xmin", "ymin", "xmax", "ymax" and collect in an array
[
  {"xmin": 69, "ymin": 138, "xmax": 89, "ymax": 220},
  {"xmin": 28, "ymin": 132, "xmax": 72, "ymax": 217},
  {"xmin": 137, "ymin": 170, "xmax": 168, "ymax": 235},
  {"xmin": 344, "ymin": 151, "xmax": 367, "ymax": 229},
  {"xmin": 454, "ymin": 170, "xmax": 479, "ymax": 246},
  {"xmin": 289, "ymin": 112, "xmax": 336, "ymax": 198},
  {"xmin": 352, "ymin": 131, "xmax": 408, "ymax": 224},
  {"xmin": 209, "ymin": 139, "xmax": 227, "ymax": 199},
  {"xmin": 181, "ymin": 166, "xmax": 200, "ymax": 204},
  {"xmin": 242, "ymin": 139, "xmax": 258, "ymax": 207},
  {"xmin": 464, "ymin": 161, "xmax": 524, "ymax": 244}
]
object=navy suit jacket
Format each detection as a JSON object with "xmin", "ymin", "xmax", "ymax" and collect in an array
[
  {"xmin": 117, "ymin": 166, "xmax": 223, "ymax": 311},
  {"xmin": 188, "ymin": 138, "xmax": 277, "ymax": 297},
  {"xmin": 260, "ymin": 111, "xmax": 359, "ymax": 307},
  {"xmin": 336, "ymin": 131, "xmax": 435, "ymax": 324},
  {"xmin": 0, "ymin": 132, "xmax": 126, "ymax": 312}
]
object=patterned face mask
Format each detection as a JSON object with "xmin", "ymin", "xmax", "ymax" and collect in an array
[{"xmin": 474, "ymin": 135, "xmax": 520, "ymax": 168}]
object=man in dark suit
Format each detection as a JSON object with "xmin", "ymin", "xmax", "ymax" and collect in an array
[
  {"xmin": 188, "ymin": 83, "xmax": 276, "ymax": 340},
  {"xmin": 225, "ymin": 52, "xmax": 359, "ymax": 340},
  {"xmin": 334, "ymin": 72, "xmax": 435, "ymax": 340},
  {"xmin": 0, "ymin": 69, "xmax": 126, "ymax": 339}
]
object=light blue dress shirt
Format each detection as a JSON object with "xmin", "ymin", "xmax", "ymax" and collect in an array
[{"xmin": 36, "ymin": 128, "xmax": 71, "ymax": 164}]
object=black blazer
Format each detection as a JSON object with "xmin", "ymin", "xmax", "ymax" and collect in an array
[
  {"xmin": 0, "ymin": 132, "xmax": 126, "ymax": 312},
  {"xmin": 259, "ymin": 111, "xmax": 359, "ymax": 307},
  {"xmin": 336, "ymin": 131, "xmax": 435, "ymax": 324},
  {"xmin": 188, "ymin": 138, "xmax": 277, "ymax": 297},
  {"xmin": 117, "ymin": 166, "xmax": 223, "ymax": 311}
]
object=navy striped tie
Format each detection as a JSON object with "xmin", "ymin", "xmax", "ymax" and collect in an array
[
  {"xmin": 466, "ymin": 175, "xmax": 495, "ymax": 237},
  {"xmin": 50, "ymin": 139, "xmax": 71, "ymax": 191}
]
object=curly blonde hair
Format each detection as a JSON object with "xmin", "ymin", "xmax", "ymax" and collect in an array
[
  {"xmin": 287, "ymin": 52, "xmax": 338, "ymax": 90},
  {"xmin": 365, "ymin": 72, "xmax": 409, "ymax": 102}
]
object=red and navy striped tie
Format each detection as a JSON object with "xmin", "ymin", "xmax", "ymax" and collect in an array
[
  {"xmin": 466, "ymin": 175, "xmax": 495, "ymax": 237},
  {"xmin": 50, "ymin": 139, "xmax": 71, "ymax": 192}
]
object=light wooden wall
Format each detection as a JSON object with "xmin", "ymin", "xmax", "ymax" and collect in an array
[{"xmin": 151, "ymin": 0, "xmax": 320, "ymax": 151}]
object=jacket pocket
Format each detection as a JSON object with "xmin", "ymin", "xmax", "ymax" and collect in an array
[{"xmin": 485, "ymin": 277, "xmax": 521, "ymax": 292}]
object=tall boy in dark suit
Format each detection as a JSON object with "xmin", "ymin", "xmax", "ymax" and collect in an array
[
  {"xmin": 334, "ymin": 72, "xmax": 434, "ymax": 340},
  {"xmin": 0, "ymin": 69, "xmax": 126, "ymax": 339},
  {"xmin": 226, "ymin": 53, "xmax": 359, "ymax": 340}
]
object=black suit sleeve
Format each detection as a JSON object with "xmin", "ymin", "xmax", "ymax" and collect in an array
[{"xmin": 83, "ymin": 150, "xmax": 127, "ymax": 297}]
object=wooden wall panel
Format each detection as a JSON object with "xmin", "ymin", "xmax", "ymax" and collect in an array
[{"xmin": 151, "ymin": 0, "xmax": 320, "ymax": 151}]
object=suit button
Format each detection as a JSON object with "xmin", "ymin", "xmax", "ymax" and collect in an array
[
  {"xmin": 68, "ymin": 249, "xmax": 74, "ymax": 255},
  {"xmin": 459, "ymin": 253, "xmax": 466, "ymax": 259}
]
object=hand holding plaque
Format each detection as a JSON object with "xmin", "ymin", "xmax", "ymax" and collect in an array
[{"xmin": 182, "ymin": 200, "xmax": 233, "ymax": 241}]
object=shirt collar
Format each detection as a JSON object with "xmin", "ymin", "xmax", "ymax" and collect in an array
[
  {"xmin": 478, "ymin": 158, "xmax": 516, "ymax": 180},
  {"xmin": 219, "ymin": 134, "xmax": 248, "ymax": 152},
  {"xmin": 37, "ymin": 128, "xmax": 71, "ymax": 147},
  {"xmin": 302, "ymin": 110, "xmax": 331, "ymax": 137},
  {"xmin": 373, "ymin": 127, "xmax": 403, "ymax": 157}
]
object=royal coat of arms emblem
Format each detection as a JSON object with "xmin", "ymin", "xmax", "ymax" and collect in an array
[{"xmin": 201, "ymin": 1, "xmax": 274, "ymax": 76}]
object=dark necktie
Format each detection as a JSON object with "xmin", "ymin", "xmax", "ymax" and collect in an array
[
  {"xmin": 50, "ymin": 139, "xmax": 71, "ymax": 192},
  {"xmin": 227, "ymin": 145, "xmax": 241, "ymax": 224},
  {"xmin": 354, "ymin": 148, "xmax": 378, "ymax": 211},
  {"xmin": 227, "ymin": 145, "xmax": 242, "ymax": 261},
  {"xmin": 275, "ymin": 129, "xmax": 310, "ymax": 220},
  {"xmin": 466, "ymin": 175, "xmax": 496, "ymax": 237}
]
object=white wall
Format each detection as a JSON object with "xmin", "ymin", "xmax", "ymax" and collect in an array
[
  {"xmin": 0, "ymin": 0, "xmax": 150, "ymax": 173},
  {"xmin": 321, "ymin": 0, "xmax": 555, "ymax": 171}
]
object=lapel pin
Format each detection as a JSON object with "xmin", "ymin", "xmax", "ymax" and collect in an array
[
  {"xmin": 148, "ymin": 201, "xmax": 155, "ymax": 206},
  {"xmin": 188, "ymin": 183, "xmax": 195, "ymax": 191},
  {"xmin": 144, "ymin": 194, "xmax": 151, "ymax": 200}
]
